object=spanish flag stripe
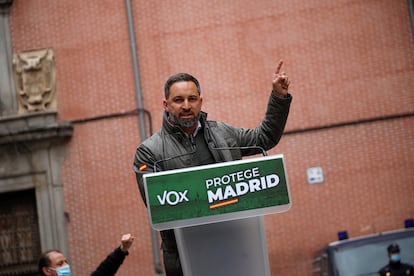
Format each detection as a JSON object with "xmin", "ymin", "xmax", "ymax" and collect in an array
[{"xmin": 209, "ymin": 198, "xmax": 238, "ymax": 209}]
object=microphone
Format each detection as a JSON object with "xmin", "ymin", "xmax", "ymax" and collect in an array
[
  {"xmin": 153, "ymin": 148, "xmax": 197, "ymax": 173},
  {"xmin": 152, "ymin": 136, "xmax": 267, "ymax": 173},
  {"xmin": 204, "ymin": 127, "xmax": 267, "ymax": 157}
]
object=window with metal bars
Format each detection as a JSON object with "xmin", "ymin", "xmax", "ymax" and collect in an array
[{"xmin": 0, "ymin": 189, "xmax": 41, "ymax": 276}]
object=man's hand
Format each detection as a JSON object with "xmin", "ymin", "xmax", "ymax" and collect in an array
[
  {"xmin": 272, "ymin": 60, "xmax": 290, "ymax": 97},
  {"xmin": 120, "ymin": 233, "xmax": 135, "ymax": 253}
]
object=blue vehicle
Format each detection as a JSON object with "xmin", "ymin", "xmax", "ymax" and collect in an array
[{"xmin": 312, "ymin": 226, "xmax": 414, "ymax": 276}]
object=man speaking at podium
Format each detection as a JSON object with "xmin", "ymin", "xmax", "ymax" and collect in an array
[{"xmin": 133, "ymin": 60, "xmax": 292, "ymax": 275}]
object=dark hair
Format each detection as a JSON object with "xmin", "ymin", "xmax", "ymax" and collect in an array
[
  {"xmin": 164, "ymin": 73, "xmax": 201, "ymax": 99},
  {"xmin": 38, "ymin": 249, "xmax": 61, "ymax": 275}
]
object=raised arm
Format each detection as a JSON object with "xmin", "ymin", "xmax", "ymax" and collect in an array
[{"xmin": 90, "ymin": 234, "xmax": 135, "ymax": 276}]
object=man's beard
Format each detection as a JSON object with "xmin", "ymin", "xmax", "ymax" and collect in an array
[{"xmin": 169, "ymin": 113, "xmax": 199, "ymax": 129}]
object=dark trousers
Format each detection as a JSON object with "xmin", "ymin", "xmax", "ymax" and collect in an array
[
  {"xmin": 163, "ymin": 250, "xmax": 183, "ymax": 276},
  {"xmin": 161, "ymin": 230, "xmax": 183, "ymax": 276}
]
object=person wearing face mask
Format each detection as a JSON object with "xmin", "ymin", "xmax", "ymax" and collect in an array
[
  {"xmin": 38, "ymin": 233, "xmax": 135, "ymax": 276},
  {"xmin": 377, "ymin": 243, "xmax": 414, "ymax": 276}
]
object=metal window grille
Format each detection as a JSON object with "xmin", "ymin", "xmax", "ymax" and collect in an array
[{"xmin": 0, "ymin": 190, "xmax": 41, "ymax": 276}]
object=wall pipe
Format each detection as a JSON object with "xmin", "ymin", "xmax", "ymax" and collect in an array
[
  {"xmin": 125, "ymin": 1, "xmax": 163, "ymax": 275},
  {"xmin": 125, "ymin": 0, "xmax": 147, "ymax": 140}
]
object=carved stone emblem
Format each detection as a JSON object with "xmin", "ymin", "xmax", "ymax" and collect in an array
[{"xmin": 12, "ymin": 48, "xmax": 56, "ymax": 113}]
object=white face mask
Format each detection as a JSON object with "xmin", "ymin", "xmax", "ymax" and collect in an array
[{"xmin": 49, "ymin": 264, "xmax": 71, "ymax": 276}]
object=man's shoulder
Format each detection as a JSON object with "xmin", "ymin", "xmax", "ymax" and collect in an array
[
  {"xmin": 401, "ymin": 263, "xmax": 414, "ymax": 275},
  {"xmin": 135, "ymin": 131, "xmax": 164, "ymax": 154},
  {"xmin": 377, "ymin": 264, "xmax": 390, "ymax": 273},
  {"xmin": 205, "ymin": 120, "xmax": 218, "ymax": 127},
  {"xmin": 401, "ymin": 262, "xmax": 414, "ymax": 270},
  {"xmin": 145, "ymin": 131, "xmax": 163, "ymax": 141},
  {"xmin": 377, "ymin": 263, "xmax": 414, "ymax": 274},
  {"xmin": 205, "ymin": 120, "xmax": 234, "ymax": 130}
]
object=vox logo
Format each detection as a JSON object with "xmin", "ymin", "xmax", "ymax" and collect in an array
[{"xmin": 156, "ymin": 190, "xmax": 189, "ymax": 206}]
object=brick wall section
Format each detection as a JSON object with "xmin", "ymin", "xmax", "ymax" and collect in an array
[
  {"xmin": 9, "ymin": 0, "xmax": 414, "ymax": 275},
  {"xmin": 267, "ymin": 117, "xmax": 414, "ymax": 273}
]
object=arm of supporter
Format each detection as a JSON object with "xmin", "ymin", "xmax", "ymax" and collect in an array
[{"xmin": 90, "ymin": 234, "xmax": 134, "ymax": 276}]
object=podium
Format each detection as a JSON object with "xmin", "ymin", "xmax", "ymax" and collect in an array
[{"xmin": 143, "ymin": 155, "xmax": 291, "ymax": 276}]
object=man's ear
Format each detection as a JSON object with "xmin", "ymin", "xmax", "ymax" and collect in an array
[
  {"xmin": 163, "ymin": 100, "xmax": 168, "ymax": 112},
  {"xmin": 41, "ymin": 266, "xmax": 51, "ymax": 276}
]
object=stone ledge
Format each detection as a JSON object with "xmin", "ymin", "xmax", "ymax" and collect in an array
[{"xmin": 0, "ymin": 111, "xmax": 73, "ymax": 145}]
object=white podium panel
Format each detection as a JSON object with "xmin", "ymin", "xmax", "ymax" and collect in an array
[{"xmin": 175, "ymin": 216, "xmax": 270, "ymax": 276}]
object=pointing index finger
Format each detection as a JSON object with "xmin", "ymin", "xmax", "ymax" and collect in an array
[{"xmin": 275, "ymin": 60, "xmax": 283, "ymax": 74}]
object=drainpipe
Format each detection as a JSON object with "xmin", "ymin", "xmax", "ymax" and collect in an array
[
  {"xmin": 125, "ymin": 0, "xmax": 147, "ymax": 139},
  {"xmin": 125, "ymin": 1, "xmax": 163, "ymax": 275}
]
